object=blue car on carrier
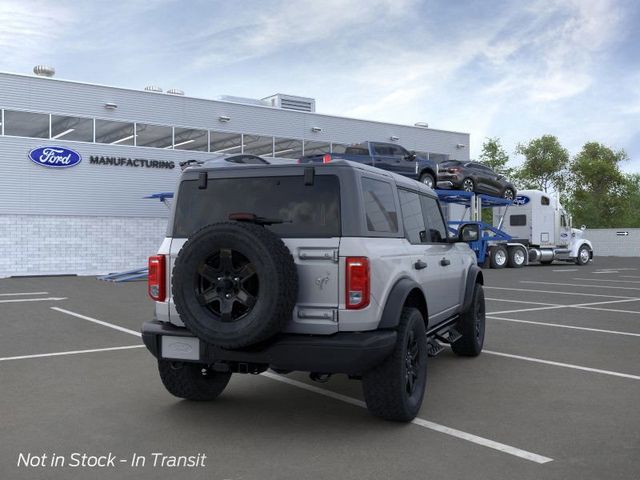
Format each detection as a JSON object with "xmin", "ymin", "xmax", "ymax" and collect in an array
[{"xmin": 299, "ymin": 141, "xmax": 439, "ymax": 188}]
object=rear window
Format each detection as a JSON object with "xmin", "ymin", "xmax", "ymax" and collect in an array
[{"xmin": 173, "ymin": 175, "xmax": 340, "ymax": 238}]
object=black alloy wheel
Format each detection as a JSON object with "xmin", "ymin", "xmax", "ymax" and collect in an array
[
  {"xmin": 503, "ymin": 188, "xmax": 515, "ymax": 200},
  {"xmin": 405, "ymin": 329, "xmax": 421, "ymax": 396},
  {"xmin": 462, "ymin": 178, "xmax": 475, "ymax": 192},
  {"xmin": 196, "ymin": 248, "xmax": 258, "ymax": 322}
]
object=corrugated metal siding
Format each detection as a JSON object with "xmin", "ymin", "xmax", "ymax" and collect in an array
[
  {"xmin": 585, "ymin": 228, "xmax": 640, "ymax": 257},
  {"xmin": 0, "ymin": 72, "xmax": 470, "ymax": 160},
  {"xmin": 0, "ymin": 136, "xmax": 191, "ymax": 217}
]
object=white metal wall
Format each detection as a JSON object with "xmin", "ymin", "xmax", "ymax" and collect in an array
[{"xmin": 585, "ymin": 228, "xmax": 640, "ymax": 257}]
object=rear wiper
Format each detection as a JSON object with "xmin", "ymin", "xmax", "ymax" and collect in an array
[{"xmin": 228, "ymin": 212, "xmax": 291, "ymax": 226}]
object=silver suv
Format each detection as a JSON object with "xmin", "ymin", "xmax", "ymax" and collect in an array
[{"xmin": 142, "ymin": 160, "xmax": 485, "ymax": 422}]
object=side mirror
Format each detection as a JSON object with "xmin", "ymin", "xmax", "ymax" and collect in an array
[
  {"xmin": 458, "ymin": 223, "xmax": 480, "ymax": 242},
  {"xmin": 581, "ymin": 225, "xmax": 586, "ymax": 231}
]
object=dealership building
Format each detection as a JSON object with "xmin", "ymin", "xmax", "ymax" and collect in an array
[{"xmin": 0, "ymin": 69, "xmax": 470, "ymax": 278}]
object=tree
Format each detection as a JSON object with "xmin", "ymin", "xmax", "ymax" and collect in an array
[
  {"xmin": 566, "ymin": 142, "xmax": 631, "ymax": 228},
  {"xmin": 478, "ymin": 137, "xmax": 513, "ymax": 177},
  {"xmin": 515, "ymin": 135, "xmax": 569, "ymax": 193}
]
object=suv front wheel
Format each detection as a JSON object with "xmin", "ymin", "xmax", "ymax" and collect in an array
[{"xmin": 362, "ymin": 308, "xmax": 427, "ymax": 422}]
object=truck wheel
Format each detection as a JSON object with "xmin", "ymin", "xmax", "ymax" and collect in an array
[
  {"xmin": 451, "ymin": 284, "xmax": 485, "ymax": 357},
  {"xmin": 158, "ymin": 360, "xmax": 231, "ymax": 401},
  {"xmin": 362, "ymin": 308, "xmax": 427, "ymax": 422},
  {"xmin": 507, "ymin": 246, "xmax": 526, "ymax": 268},
  {"xmin": 489, "ymin": 245, "xmax": 508, "ymax": 269},
  {"xmin": 576, "ymin": 245, "xmax": 591, "ymax": 265},
  {"xmin": 419, "ymin": 172, "xmax": 435, "ymax": 189},
  {"xmin": 172, "ymin": 222, "xmax": 298, "ymax": 349},
  {"xmin": 462, "ymin": 178, "xmax": 475, "ymax": 192}
]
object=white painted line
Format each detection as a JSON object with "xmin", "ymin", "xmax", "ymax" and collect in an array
[
  {"xmin": 621, "ymin": 275, "xmax": 640, "ymax": 279},
  {"xmin": 485, "ymin": 286, "xmax": 637, "ymax": 300},
  {"xmin": 487, "ymin": 297, "xmax": 640, "ymax": 316},
  {"xmin": 573, "ymin": 278, "xmax": 640, "ymax": 284},
  {"xmin": 484, "ymin": 350, "xmax": 640, "ymax": 381},
  {"xmin": 552, "ymin": 269, "xmax": 578, "ymax": 272},
  {"xmin": 0, "ymin": 291, "xmax": 49, "ymax": 296},
  {"xmin": 592, "ymin": 270, "xmax": 619, "ymax": 274},
  {"xmin": 262, "ymin": 372, "xmax": 552, "ymax": 464},
  {"xmin": 488, "ymin": 315, "xmax": 640, "ymax": 338},
  {"xmin": 486, "ymin": 298, "xmax": 558, "ymax": 306},
  {"xmin": 51, "ymin": 307, "xmax": 141, "ymax": 337},
  {"xmin": 521, "ymin": 281, "xmax": 640, "ymax": 291},
  {"xmin": 575, "ymin": 305, "xmax": 640, "ymax": 315},
  {"xmin": 0, "ymin": 345, "xmax": 144, "ymax": 362},
  {"xmin": 596, "ymin": 268, "xmax": 636, "ymax": 271},
  {"xmin": 0, "ymin": 297, "xmax": 67, "ymax": 304}
]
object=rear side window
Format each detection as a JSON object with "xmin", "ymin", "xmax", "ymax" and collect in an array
[
  {"xmin": 420, "ymin": 196, "xmax": 448, "ymax": 243},
  {"xmin": 345, "ymin": 146, "xmax": 369, "ymax": 156},
  {"xmin": 399, "ymin": 189, "xmax": 427, "ymax": 244},
  {"xmin": 510, "ymin": 214, "xmax": 527, "ymax": 226},
  {"xmin": 362, "ymin": 178, "xmax": 398, "ymax": 233},
  {"xmin": 173, "ymin": 175, "xmax": 340, "ymax": 238}
]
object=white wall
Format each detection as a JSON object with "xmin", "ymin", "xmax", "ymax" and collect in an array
[
  {"xmin": 586, "ymin": 228, "xmax": 640, "ymax": 257},
  {"xmin": 0, "ymin": 215, "xmax": 166, "ymax": 277}
]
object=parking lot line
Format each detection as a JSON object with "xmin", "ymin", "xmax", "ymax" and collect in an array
[
  {"xmin": 262, "ymin": 372, "xmax": 553, "ymax": 464},
  {"xmin": 486, "ymin": 298, "xmax": 558, "ymax": 306},
  {"xmin": 484, "ymin": 350, "xmax": 640, "ymax": 381},
  {"xmin": 621, "ymin": 275, "xmax": 640, "ymax": 279},
  {"xmin": 575, "ymin": 305, "xmax": 640, "ymax": 315},
  {"xmin": 552, "ymin": 269, "xmax": 578, "ymax": 272},
  {"xmin": 488, "ymin": 315, "xmax": 640, "ymax": 338},
  {"xmin": 488, "ymin": 297, "xmax": 640, "ymax": 316},
  {"xmin": 521, "ymin": 281, "xmax": 640, "ymax": 291},
  {"xmin": 486, "ymin": 286, "xmax": 638, "ymax": 300},
  {"xmin": 0, "ymin": 291, "xmax": 49, "ymax": 296},
  {"xmin": 573, "ymin": 278, "xmax": 640, "ymax": 284},
  {"xmin": 51, "ymin": 307, "xmax": 142, "ymax": 337},
  {"xmin": 0, "ymin": 297, "xmax": 67, "ymax": 304},
  {"xmin": 0, "ymin": 345, "xmax": 145, "ymax": 362}
]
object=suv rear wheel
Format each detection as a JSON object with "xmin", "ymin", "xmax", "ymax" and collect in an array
[
  {"xmin": 362, "ymin": 308, "xmax": 427, "ymax": 422},
  {"xmin": 158, "ymin": 360, "xmax": 231, "ymax": 400},
  {"xmin": 451, "ymin": 283, "xmax": 485, "ymax": 357}
]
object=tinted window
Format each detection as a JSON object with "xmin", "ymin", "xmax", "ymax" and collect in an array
[
  {"xmin": 4, "ymin": 110, "xmax": 49, "ymax": 138},
  {"xmin": 345, "ymin": 146, "xmax": 369, "ymax": 156},
  {"xmin": 510, "ymin": 214, "xmax": 527, "ymax": 226},
  {"xmin": 244, "ymin": 134, "xmax": 274, "ymax": 156},
  {"xmin": 51, "ymin": 115, "xmax": 93, "ymax": 142},
  {"xmin": 362, "ymin": 178, "xmax": 398, "ymax": 233},
  {"xmin": 541, "ymin": 196, "xmax": 550, "ymax": 206},
  {"xmin": 136, "ymin": 123, "xmax": 172, "ymax": 148},
  {"xmin": 174, "ymin": 127, "xmax": 208, "ymax": 151},
  {"xmin": 399, "ymin": 189, "xmax": 426, "ymax": 244},
  {"xmin": 373, "ymin": 144, "xmax": 394, "ymax": 156},
  {"xmin": 173, "ymin": 175, "xmax": 340, "ymax": 238},
  {"xmin": 420, "ymin": 196, "xmax": 448, "ymax": 243}
]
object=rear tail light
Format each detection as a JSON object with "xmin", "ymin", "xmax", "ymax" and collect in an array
[
  {"xmin": 148, "ymin": 255, "xmax": 166, "ymax": 301},
  {"xmin": 346, "ymin": 257, "xmax": 370, "ymax": 309},
  {"xmin": 322, "ymin": 153, "xmax": 332, "ymax": 163}
]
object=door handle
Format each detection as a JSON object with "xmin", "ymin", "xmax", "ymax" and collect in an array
[
  {"xmin": 414, "ymin": 260, "xmax": 427, "ymax": 270},
  {"xmin": 440, "ymin": 258, "xmax": 451, "ymax": 266}
]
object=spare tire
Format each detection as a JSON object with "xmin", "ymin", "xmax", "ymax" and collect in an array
[{"xmin": 172, "ymin": 222, "xmax": 298, "ymax": 349}]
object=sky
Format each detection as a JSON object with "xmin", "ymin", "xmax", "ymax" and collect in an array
[{"xmin": 1, "ymin": 0, "xmax": 639, "ymax": 171}]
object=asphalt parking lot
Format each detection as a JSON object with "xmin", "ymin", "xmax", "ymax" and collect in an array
[{"xmin": 1, "ymin": 257, "xmax": 639, "ymax": 480}]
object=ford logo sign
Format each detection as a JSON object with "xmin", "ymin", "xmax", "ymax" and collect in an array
[
  {"xmin": 514, "ymin": 195, "xmax": 530, "ymax": 206},
  {"xmin": 28, "ymin": 146, "xmax": 82, "ymax": 168}
]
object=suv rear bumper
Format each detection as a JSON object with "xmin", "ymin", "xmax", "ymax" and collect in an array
[{"xmin": 141, "ymin": 321, "xmax": 397, "ymax": 375}]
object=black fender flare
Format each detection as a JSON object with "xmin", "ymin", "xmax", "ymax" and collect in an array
[
  {"xmin": 461, "ymin": 265, "xmax": 484, "ymax": 313},
  {"xmin": 378, "ymin": 278, "xmax": 427, "ymax": 329}
]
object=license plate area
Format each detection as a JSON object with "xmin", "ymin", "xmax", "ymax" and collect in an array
[{"xmin": 161, "ymin": 335, "xmax": 200, "ymax": 361}]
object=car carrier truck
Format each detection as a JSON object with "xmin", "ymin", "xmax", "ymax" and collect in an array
[{"xmin": 440, "ymin": 189, "xmax": 594, "ymax": 268}]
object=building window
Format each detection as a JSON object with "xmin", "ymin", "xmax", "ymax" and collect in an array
[
  {"xmin": 273, "ymin": 137, "xmax": 303, "ymax": 159},
  {"xmin": 173, "ymin": 127, "xmax": 208, "ymax": 151},
  {"xmin": 95, "ymin": 119, "xmax": 135, "ymax": 145},
  {"xmin": 243, "ymin": 134, "xmax": 274, "ymax": 156},
  {"xmin": 210, "ymin": 131, "xmax": 243, "ymax": 154},
  {"xmin": 135, "ymin": 123, "xmax": 172, "ymax": 149},
  {"xmin": 304, "ymin": 140, "xmax": 331, "ymax": 156},
  {"xmin": 51, "ymin": 115, "xmax": 93, "ymax": 142},
  {"xmin": 4, "ymin": 110, "xmax": 49, "ymax": 138},
  {"xmin": 331, "ymin": 143, "xmax": 348, "ymax": 154}
]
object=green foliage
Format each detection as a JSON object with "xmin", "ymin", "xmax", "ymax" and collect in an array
[
  {"xmin": 515, "ymin": 135, "xmax": 569, "ymax": 193},
  {"xmin": 478, "ymin": 137, "xmax": 513, "ymax": 177},
  {"xmin": 565, "ymin": 142, "xmax": 640, "ymax": 228}
]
